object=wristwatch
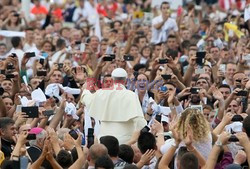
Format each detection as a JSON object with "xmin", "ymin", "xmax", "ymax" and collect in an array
[{"xmin": 215, "ymin": 140, "xmax": 223, "ymax": 147}]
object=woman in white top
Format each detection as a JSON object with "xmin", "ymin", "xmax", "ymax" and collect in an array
[{"xmin": 176, "ymin": 108, "xmax": 212, "ymax": 160}]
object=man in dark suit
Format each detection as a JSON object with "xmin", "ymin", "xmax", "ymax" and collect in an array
[{"xmin": 0, "ymin": 117, "xmax": 16, "ymax": 159}]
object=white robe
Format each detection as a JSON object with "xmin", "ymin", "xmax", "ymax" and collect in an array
[{"xmin": 81, "ymin": 84, "xmax": 147, "ymax": 144}]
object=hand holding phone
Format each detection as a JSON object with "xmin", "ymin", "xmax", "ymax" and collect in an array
[
  {"xmin": 236, "ymin": 90, "xmax": 248, "ymax": 96},
  {"xmin": 21, "ymin": 106, "xmax": 39, "ymax": 118},
  {"xmin": 26, "ymin": 52, "xmax": 36, "ymax": 57},
  {"xmin": 141, "ymin": 126, "xmax": 150, "ymax": 133},
  {"xmin": 155, "ymin": 115, "xmax": 162, "ymax": 122},
  {"xmin": 190, "ymin": 87, "xmax": 200, "ymax": 94},
  {"xmin": 228, "ymin": 135, "xmax": 239, "ymax": 142},
  {"xmin": 37, "ymin": 70, "xmax": 47, "ymax": 76},
  {"xmin": 161, "ymin": 74, "xmax": 171, "ymax": 80},
  {"xmin": 159, "ymin": 59, "xmax": 168, "ymax": 64},
  {"xmin": 160, "ymin": 86, "xmax": 167, "ymax": 92},
  {"xmin": 124, "ymin": 55, "xmax": 134, "ymax": 61},
  {"xmin": 6, "ymin": 74, "xmax": 15, "ymax": 79},
  {"xmin": 58, "ymin": 63, "xmax": 64, "ymax": 69},
  {"xmin": 103, "ymin": 57, "xmax": 113, "ymax": 62},
  {"xmin": 27, "ymin": 134, "xmax": 36, "ymax": 140}
]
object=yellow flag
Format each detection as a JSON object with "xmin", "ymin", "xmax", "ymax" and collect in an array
[{"xmin": 224, "ymin": 23, "xmax": 244, "ymax": 41}]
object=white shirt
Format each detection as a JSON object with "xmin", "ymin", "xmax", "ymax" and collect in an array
[
  {"xmin": 151, "ymin": 15, "xmax": 178, "ymax": 44},
  {"xmin": 84, "ymin": 1, "xmax": 99, "ymax": 26},
  {"xmin": 140, "ymin": 57, "xmax": 148, "ymax": 65},
  {"xmin": 72, "ymin": 7, "xmax": 88, "ymax": 23},
  {"xmin": 23, "ymin": 43, "xmax": 36, "ymax": 52}
]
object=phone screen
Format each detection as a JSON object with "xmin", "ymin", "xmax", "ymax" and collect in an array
[{"xmin": 87, "ymin": 128, "xmax": 94, "ymax": 148}]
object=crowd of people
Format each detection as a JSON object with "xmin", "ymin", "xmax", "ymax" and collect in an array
[{"xmin": 1, "ymin": 0, "xmax": 250, "ymax": 168}]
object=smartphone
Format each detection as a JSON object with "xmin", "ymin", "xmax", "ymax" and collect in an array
[
  {"xmin": 141, "ymin": 126, "xmax": 150, "ymax": 133},
  {"xmin": 103, "ymin": 57, "xmax": 113, "ymax": 62},
  {"xmin": 124, "ymin": 55, "xmax": 134, "ymax": 61},
  {"xmin": 21, "ymin": 106, "xmax": 39, "ymax": 118},
  {"xmin": 58, "ymin": 63, "xmax": 64, "ymax": 69},
  {"xmin": 155, "ymin": 115, "xmax": 162, "ymax": 123},
  {"xmin": 159, "ymin": 59, "xmax": 168, "ymax": 64},
  {"xmin": 7, "ymin": 64, "xmax": 14, "ymax": 70},
  {"xmin": 160, "ymin": 86, "xmax": 167, "ymax": 92},
  {"xmin": 242, "ymin": 97, "xmax": 248, "ymax": 113},
  {"xmin": 196, "ymin": 57, "xmax": 204, "ymax": 66},
  {"xmin": 191, "ymin": 105, "xmax": 203, "ymax": 113},
  {"xmin": 190, "ymin": 87, "xmax": 200, "ymax": 94},
  {"xmin": 231, "ymin": 115, "xmax": 244, "ymax": 122},
  {"xmin": 0, "ymin": 70, "xmax": 5, "ymax": 74},
  {"xmin": 87, "ymin": 128, "xmax": 94, "ymax": 148},
  {"xmin": 20, "ymin": 156, "xmax": 29, "ymax": 169},
  {"xmin": 27, "ymin": 134, "xmax": 36, "ymax": 140},
  {"xmin": 6, "ymin": 74, "xmax": 15, "ymax": 79},
  {"xmin": 37, "ymin": 70, "xmax": 47, "ymax": 76},
  {"xmin": 11, "ymin": 53, "xmax": 17, "ymax": 58},
  {"xmin": 219, "ymin": 64, "xmax": 226, "ymax": 72},
  {"xmin": 43, "ymin": 110, "xmax": 54, "ymax": 117},
  {"xmin": 109, "ymin": 54, "xmax": 116, "ymax": 59},
  {"xmin": 235, "ymin": 79, "xmax": 241, "ymax": 83},
  {"xmin": 75, "ymin": 41, "xmax": 81, "ymax": 45},
  {"xmin": 237, "ymin": 90, "xmax": 248, "ymax": 96},
  {"xmin": 196, "ymin": 51, "xmax": 206, "ymax": 58},
  {"xmin": 228, "ymin": 135, "xmax": 239, "ymax": 142},
  {"xmin": 39, "ymin": 58, "xmax": 45, "ymax": 65},
  {"xmin": 26, "ymin": 52, "xmax": 36, "ymax": 57},
  {"xmin": 69, "ymin": 129, "xmax": 78, "ymax": 140},
  {"xmin": 0, "ymin": 87, "xmax": 4, "ymax": 96},
  {"xmin": 14, "ymin": 13, "xmax": 19, "ymax": 17},
  {"xmin": 179, "ymin": 94, "xmax": 190, "ymax": 101},
  {"xmin": 161, "ymin": 74, "xmax": 171, "ymax": 80}
]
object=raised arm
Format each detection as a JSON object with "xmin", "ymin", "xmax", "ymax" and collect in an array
[
  {"xmin": 69, "ymin": 134, "xmax": 86, "ymax": 169},
  {"xmin": 205, "ymin": 132, "xmax": 231, "ymax": 169},
  {"xmin": 49, "ymin": 96, "xmax": 66, "ymax": 129}
]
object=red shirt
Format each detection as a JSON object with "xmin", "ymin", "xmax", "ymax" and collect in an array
[
  {"xmin": 31, "ymin": 6, "xmax": 48, "ymax": 15},
  {"xmin": 96, "ymin": 3, "xmax": 118, "ymax": 17},
  {"xmin": 52, "ymin": 8, "xmax": 63, "ymax": 20}
]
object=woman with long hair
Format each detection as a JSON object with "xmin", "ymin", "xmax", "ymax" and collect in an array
[{"xmin": 176, "ymin": 108, "xmax": 212, "ymax": 159}]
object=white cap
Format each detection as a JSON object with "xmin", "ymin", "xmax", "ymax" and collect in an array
[
  {"xmin": 111, "ymin": 68, "xmax": 128, "ymax": 78},
  {"xmin": 161, "ymin": 115, "xmax": 169, "ymax": 123}
]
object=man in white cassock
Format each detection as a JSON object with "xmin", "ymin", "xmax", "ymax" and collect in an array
[{"xmin": 81, "ymin": 68, "xmax": 147, "ymax": 144}]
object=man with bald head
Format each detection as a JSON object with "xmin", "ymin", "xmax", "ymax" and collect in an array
[{"xmin": 87, "ymin": 143, "xmax": 108, "ymax": 169}]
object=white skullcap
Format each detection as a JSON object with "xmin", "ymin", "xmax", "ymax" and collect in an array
[{"xmin": 111, "ymin": 68, "xmax": 128, "ymax": 78}]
